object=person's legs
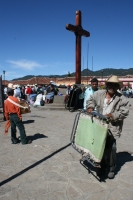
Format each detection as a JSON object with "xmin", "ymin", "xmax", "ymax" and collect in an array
[
  {"xmin": 11, "ymin": 114, "xmax": 29, "ymax": 144},
  {"xmin": 47, "ymin": 99, "xmax": 50, "ymax": 103},
  {"xmin": 64, "ymin": 95, "xmax": 67, "ymax": 102},
  {"xmin": 107, "ymin": 140, "xmax": 116, "ymax": 179},
  {"xmin": 10, "ymin": 115, "xmax": 19, "ymax": 144},
  {"xmin": 97, "ymin": 134, "xmax": 116, "ymax": 177}
]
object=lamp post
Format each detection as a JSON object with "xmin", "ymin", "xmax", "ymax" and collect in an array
[
  {"xmin": 101, "ymin": 70, "xmax": 103, "ymax": 86},
  {"xmin": 3, "ymin": 70, "xmax": 6, "ymax": 86}
]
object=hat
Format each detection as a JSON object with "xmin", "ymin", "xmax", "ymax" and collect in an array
[
  {"xmin": 106, "ymin": 75, "xmax": 123, "ymax": 88},
  {"xmin": 50, "ymin": 80, "xmax": 53, "ymax": 83},
  {"xmin": 7, "ymin": 83, "xmax": 15, "ymax": 89}
]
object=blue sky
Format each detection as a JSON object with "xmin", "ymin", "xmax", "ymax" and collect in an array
[{"xmin": 0, "ymin": 0, "xmax": 133, "ymax": 80}]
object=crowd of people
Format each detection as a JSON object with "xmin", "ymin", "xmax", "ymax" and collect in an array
[
  {"xmin": 64, "ymin": 78, "xmax": 132, "ymax": 112},
  {"xmin": 64, "ymin": 78, "xmax": 99, "ymax": 112},
  {"xmin": 3, "ymin": 80, "xmax": 59, "ymax": 106}
]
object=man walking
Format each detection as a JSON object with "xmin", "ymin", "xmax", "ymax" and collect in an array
[
  {"xmin": 86, "ymin": 75, "xmax": 130, "ymax": 179},
  {"xmin": 4, "ymin": 88, "xmax": 32, "ymax": 145}
]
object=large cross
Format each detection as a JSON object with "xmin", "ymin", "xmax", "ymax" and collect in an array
[{"xmin": 66, "ymin": 10, "xmax": 90, "ymax": 84}]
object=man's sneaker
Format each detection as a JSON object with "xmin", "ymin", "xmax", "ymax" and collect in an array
[
  {"xmin": 107, "ymin": 171, "xmax": 115, "ymax": 179},
  {"xmin": 12, "ymin": 138, "xmax": 20, "ymax": 144}
]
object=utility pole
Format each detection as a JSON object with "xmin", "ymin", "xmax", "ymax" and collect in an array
[
  {"xmin": 3, "ymin": 71, "xmax": 6, "ymax": 86},
  {"xmin": 92, "ymin": 56, "xmax": 93, "ymax": 71},
  {"xmin": 87, "ymin": 42, "xmax": 89, "ymax": 85}
]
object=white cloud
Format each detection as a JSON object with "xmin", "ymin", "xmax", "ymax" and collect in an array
[
  {"xmin": 44, "ymin": 61, "xmax": 74, "ymax": 68},
  {"xmin": 7, "ymin": 59, "xmax": 42, "ymax": 70}
]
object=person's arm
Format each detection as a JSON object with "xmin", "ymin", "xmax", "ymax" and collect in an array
[
  {"xmin": 109, "ymin": 97, "xmax": 130, "ymax": 121},
  {"xmin": 4, "ymin": 103, "xmax": 9, "ymax": 120}
]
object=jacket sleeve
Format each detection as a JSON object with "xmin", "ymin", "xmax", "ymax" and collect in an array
[
  {"xmin": 4, "ymin": 103, "xmax": 9, "ymax": 120},
  {"xmin": 111, "ymin": 97, "xmax": 130, "ymax": 121}
]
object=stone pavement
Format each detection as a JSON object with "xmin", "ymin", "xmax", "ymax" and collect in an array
[{"xmin": 0, "ymin": 99, "xmax": 133, "ymax": 200}]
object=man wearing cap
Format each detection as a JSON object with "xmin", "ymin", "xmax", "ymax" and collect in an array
[
  {"xmin": 86, "ymin": 75, "xmax": 130, "ymax": 179},
  {"xmin": 4, "ymin": 88, "xmax": 32, "ymax": 144}
]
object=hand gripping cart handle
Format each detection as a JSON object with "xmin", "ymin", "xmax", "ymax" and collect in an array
[{"xmin": 70, "ymin": 111, "xmax": 109, "ymax": 168}]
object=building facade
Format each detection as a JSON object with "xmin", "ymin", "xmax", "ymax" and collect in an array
[{"xmin": 2, "ymin": 75, "xmax": 133, "ymax": 87}]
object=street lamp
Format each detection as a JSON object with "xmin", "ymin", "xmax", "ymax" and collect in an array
[
  {"xmin": 3, "ymin": 70, "xmax": 6, "ymax": 86},
  {"xmin": 101, "ymin": 70, "xmax": 103, "ymax": 87},
  {"xmin": 101, "ymin": 70, "xmax": 103, "ymax": 80}
]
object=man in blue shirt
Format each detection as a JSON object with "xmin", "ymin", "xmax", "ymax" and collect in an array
[{"xmin": 83, "ymin": 78, "xmax": 98, "ymax": 110}]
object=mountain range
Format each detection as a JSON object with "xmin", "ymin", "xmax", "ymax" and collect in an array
[{"xmin": 12, "ymin": 68, "xmax": 133, "ymax": 81}]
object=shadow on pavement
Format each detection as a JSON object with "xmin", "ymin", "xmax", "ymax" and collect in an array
[
  {"xmin": 0, "ymin": 143, "xmax": 71, "ymax": 187},
  {"xmin": 115, "ymin": 151, "xmax": 133, "ymax": 175},
  {"xmin": 23, "ymin": 120, "xmax": 35, "ymax": 124},
  {"xmin": 27, "ymin": 133, "xmax": 48, "ymax": 141},
  {"xmin": 80, "ymin": 160, "xmax": 102, "ymax": 182},
  {"xmin": 80, "ymin": 151, "xmax": 133, "ymax": 182}
]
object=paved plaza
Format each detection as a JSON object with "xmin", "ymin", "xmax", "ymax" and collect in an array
[{"xmin": 0, "ymin": 99, "xmax": 133, "ymax": 200}]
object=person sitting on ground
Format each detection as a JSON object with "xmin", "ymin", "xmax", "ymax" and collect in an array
[
  {"xmin": 31, "ymin": 85, "xmax": 36, "ymax": 94},
  {"xmin": 4, "ymin": 88, "xmax": 32, "ymax": 144},
  {"xmin": 45, "ymin": 84, "xmax": 55, "ymax": 103},
  {"xmin": 33, "ymin": 91, "xmax": 44, "ymax": 106},
  {"xmin": 29, "ymin": 93, "xmax": 37, "ymax": 105},
  {"xmin": 37, "ymin": 85, "xmax": 43, "ymax": 94}
]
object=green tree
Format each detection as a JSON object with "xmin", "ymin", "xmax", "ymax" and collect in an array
[{"xmin": 68, "ymin": 71, "xmax": 71, "ymax": 77}]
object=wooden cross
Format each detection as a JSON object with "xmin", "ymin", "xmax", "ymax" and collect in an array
[{"xmin": 66, "ymin": 10, "xmax": 90, "ymax": 84}]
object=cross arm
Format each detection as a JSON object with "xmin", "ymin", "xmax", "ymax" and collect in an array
[
  {"xmin": 66, "ymin": 24, "xmax": 77, "ymax": 32},
  {"xmin": 66, "ymin": 24, "xmax": 90, "ymax": 37}
]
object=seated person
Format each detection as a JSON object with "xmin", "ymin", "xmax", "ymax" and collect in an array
[
  {"xmin": 33, "ymin": 91, "xmax": 44, "ymax": 106},
  {"xmin": 29, "ymin": 94, "xmax": 37, "ymax": 105},
  {"xmin": 45, "ymin": 84, "xmax": 55, "ymax": 103},
  {"xmin": 36, "ymin": 85, "xmax": 43, "ymax": 94}
]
